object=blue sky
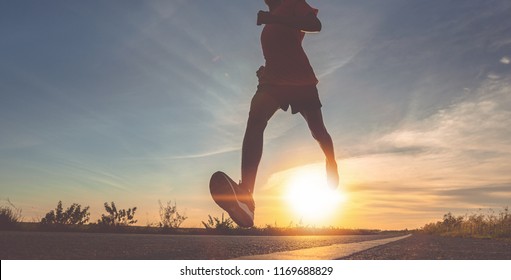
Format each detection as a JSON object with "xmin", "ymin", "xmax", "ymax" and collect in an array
[{"xmin": 1, "ymin": 0, "xmax": 510, "ymax": 229}]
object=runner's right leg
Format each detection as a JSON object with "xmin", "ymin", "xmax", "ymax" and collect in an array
[
  {"xmin": 241, "ymin": 87, "xmax": 280, "ymax": 194},
  {"xmin": 300, "ymin": 108, "xmax": 339, "ymax": 189}
]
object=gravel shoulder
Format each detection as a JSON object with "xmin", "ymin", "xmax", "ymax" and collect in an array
[{"xmin": 343, "ymin": 234, "xmax": 511, "ymax": 260}]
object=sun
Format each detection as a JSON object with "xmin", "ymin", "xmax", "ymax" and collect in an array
[{"xmin": 284, "ymin": 166, "xmax": 346, "ymax": 224}]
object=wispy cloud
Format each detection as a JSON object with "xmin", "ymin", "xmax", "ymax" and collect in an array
[
  {"xmin": 170, "ymin": 146, "xmax": 240, "ymax": 160},
  {"xmin": 379, "ymin": 78, "xmax": 511, "ymax": 155}
]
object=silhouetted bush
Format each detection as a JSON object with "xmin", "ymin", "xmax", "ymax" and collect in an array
[
  {"xmin": 158, "ymin": 200, "xmax": 187, "ymax": 228},
  {"xmin": 0, "ymin": 200, "xmax": 23, "ymax": 229},
  {"xmin": 40, "ymin": 201, "xmax": 90, "ymax": 225},
  {"xmin": 202, "ymin": 213, "xmax": 234, "ymax": 230},
  {"xmin": 97, "ymin": 202, "xmax": 137, "ymax": 226}
]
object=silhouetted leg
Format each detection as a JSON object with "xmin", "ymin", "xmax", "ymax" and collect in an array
[
  {"xmin": 241, "ymin": 89, "xmax": 279, "ymax": 194},
  {"xmin": 300, "ymin": 108, "xmax": 339, "ymax": 188}
]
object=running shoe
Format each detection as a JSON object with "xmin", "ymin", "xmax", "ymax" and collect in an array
[{"xmin": 209, "ymin": 171, "xmax": 255, "ymax": 228}]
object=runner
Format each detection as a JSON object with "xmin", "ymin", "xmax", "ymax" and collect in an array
[{"xmin": 210, "ymin": 0, "xmax": 339, "ymax": 228}]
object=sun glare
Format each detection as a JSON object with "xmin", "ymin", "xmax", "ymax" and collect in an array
[{"xmin": 285, "ymin": 167, "xmax": 346, "ymax": 224}]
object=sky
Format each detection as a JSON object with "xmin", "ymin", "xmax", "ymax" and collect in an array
[{"xmin": 1, "ymin": 0, "xmax": 511, "ymax": 230}]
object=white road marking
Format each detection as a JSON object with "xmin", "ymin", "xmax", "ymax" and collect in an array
[{"xmin": 233, "ymin": 234, "xmax": 412, "ymax": 260}]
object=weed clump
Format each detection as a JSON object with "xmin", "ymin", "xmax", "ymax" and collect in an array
[{"xmin": 0, "ymin": 200, "xmax": 22, "ymax": 229}]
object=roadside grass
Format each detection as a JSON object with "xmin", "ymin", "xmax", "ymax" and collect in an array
[
  {"xmin": 1, "ymin": 198, "xmax": 387, "ymax": 236},
  {"xmin": 204, "ymin": 224, "xmax": 383, "ymax": 236},
  {"xmin": 421, "ymin": 207, "xmax": 511, "ymax": 239},
  {"xmin": 0, "ymin": 199, "xmax": 398, "ymax": 236},
  {"xmin": 6, "ymin": 221, "xmax": 386, "ymax": 236}
]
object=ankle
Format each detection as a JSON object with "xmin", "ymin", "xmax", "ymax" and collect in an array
[{"xmin": 326, "ymin": 158, "xmax": 337, "ymax": 167}]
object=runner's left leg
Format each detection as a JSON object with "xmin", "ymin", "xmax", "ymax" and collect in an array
[{"xmin": 241, "ymin": 88, "xmax": 280, "ymax": 194}]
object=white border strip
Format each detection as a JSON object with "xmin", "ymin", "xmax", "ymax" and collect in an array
[{"xmin": 233, "ymin": 234, "xmax": 412, "ymax": 260}]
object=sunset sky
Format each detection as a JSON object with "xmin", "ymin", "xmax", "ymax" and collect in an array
[{"xmin": 1, "ymin": 0, "xmax": 511, "ymax": 230}]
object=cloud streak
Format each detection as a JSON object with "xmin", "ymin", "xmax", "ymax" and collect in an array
[{"xmin": 380, "ymin": 77, "xmax": 511, "ymax": 157}]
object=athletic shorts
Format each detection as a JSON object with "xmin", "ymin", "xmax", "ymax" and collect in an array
[{"xmin": 254, "ymin": 84, "xmax": 322, "ymax": 114}]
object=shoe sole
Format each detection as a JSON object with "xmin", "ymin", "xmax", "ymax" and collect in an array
[{"xmin": 209, "ymin": 171, "xmax": 254, "ymax": 228}]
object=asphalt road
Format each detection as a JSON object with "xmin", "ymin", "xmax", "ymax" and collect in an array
[
  {"xmin": 2, "ymin": 231, "xmax": 510, "ymax": 260},
  {"xmin": 0, "ymin": 231, "xmax": 400, "ymax": 260},
  {"xmin": 343, "ymin": 233, "xmax": 511, "ymax": 260}
]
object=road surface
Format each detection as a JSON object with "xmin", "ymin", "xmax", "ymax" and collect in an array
[
  {"xmin": 0, "ymin": 231, "xmax": 402, "ymax": 259},
  {"xmin": 1, "ymin": 231, "xmax": 510, "ymax": 259},
  {"xmin": 343, "ymin": 233, "xmax": 511, "ymax": 260}
]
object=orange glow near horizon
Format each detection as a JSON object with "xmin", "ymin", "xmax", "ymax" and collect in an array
[{"xmin": 282, "ymin": 165, "xmax": 347, "ymax": 226}]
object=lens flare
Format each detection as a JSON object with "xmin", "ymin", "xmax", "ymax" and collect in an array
[{"xmin": 285, "ymin": 167, "xmax": 346, "ymax": 224}]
